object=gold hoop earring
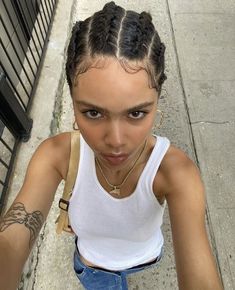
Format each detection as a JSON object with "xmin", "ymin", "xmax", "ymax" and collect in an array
[
  {"xmin": 73, "ymin": 121, "xmax": 79, "ymax": 131},
  {"xmin": 154, "ymin": 109, "xmax": 164, "ymax": 130}
]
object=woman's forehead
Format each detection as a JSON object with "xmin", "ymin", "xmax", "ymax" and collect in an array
[{"xmin": 73, "ymin": 58, "xmax": 157, "ymax": 101}]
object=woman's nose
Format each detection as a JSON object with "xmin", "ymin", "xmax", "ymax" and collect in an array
[{"xmin": 104, "ymin": 121, "xmax": 125, "ymax": 150}]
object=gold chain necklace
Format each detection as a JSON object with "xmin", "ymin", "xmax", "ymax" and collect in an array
[{"xmin": 95, "ymin": 139, "xmax": 147, "ymax": 195}]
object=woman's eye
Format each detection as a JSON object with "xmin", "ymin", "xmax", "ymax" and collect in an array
[
  {"xmin": 128, "ymin": 111, "xmax": 146, "ymax": 119},
  {"xmin": 83, "ymin": 110, "xmax": 102, "ymax": 119}
]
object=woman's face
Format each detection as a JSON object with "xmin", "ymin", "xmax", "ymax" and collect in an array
[{"xmin": 72, "ymin": 58, "xmax": 158, "ymax": 170}]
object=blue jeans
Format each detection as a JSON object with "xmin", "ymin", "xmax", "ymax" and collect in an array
[{"xmin": 73, "ymin": 240, "xmax": 163, "ymax": 290}]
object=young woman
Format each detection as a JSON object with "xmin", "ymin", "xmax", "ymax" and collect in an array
[{"xmin": 0, "ymin": 2, "xmax": 223, "ymax": 290}]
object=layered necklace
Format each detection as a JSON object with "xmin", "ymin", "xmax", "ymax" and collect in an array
[{"xmin": 95, "ymin": 139, "xmax": 147, "ymax": 196}]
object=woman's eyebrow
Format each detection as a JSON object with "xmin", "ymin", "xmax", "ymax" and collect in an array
[
  {"xmin": 76, "ymin": 101, "xmax": 107, "ymax": 113},
  {"xmin": 128, "ymin": 101, "xmax": 155, "ymax": 112},
  {"xmin": 76, "ymin": 100, "xmax": 155, "ymax": 113}
]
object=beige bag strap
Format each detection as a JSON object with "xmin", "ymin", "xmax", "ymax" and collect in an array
[{"xmin": 56, "ymin": 131, "xmax": 80, "ymax": 234}]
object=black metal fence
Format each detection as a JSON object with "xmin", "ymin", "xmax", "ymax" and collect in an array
[{"xmin": 0, "ymin": 0, "xmax": 58, "ymax": 213}]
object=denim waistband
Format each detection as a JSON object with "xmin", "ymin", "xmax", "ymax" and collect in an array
[{"xmin": 74, "ymin": 237, "xmax": 163, "ymax": 274}]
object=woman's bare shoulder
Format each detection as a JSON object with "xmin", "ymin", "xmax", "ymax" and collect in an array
[
  {"xmin": 155, "ymin": 144, "xmax": 201, "ymax": 196},
  {"xmin": 36, "ymin": 132, "xmax": 71, "ymax": 180},
  {"xmin": 162, "ymin": 145, "xmax": 194, "ymax": 171}
]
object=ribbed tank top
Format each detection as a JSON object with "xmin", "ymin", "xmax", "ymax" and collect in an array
[{"xmin": 68, "ymin": 135, "xmax": 170, "ymax": 271}]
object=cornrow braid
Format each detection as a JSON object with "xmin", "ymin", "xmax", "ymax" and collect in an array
[
  {"xmin": 66, "ymin": 1, "xmax": 167, "ymax": 93},
  {"xmin": 89, "ymin": 3, "xmax": 125, "ymax": 56},
  {"xmin": 66, "ymin": 17, "xmax": 92, "ymax": 89},
  {"xmin": 149, "ymin": 37, "xmax": 167, "ymax": 90}
]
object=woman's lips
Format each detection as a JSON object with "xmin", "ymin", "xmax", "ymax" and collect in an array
[{"xmin": 101, "ymin": 154, "xmax": 128, "ymax": 165}]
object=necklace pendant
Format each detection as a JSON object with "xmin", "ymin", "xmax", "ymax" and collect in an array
[{"xmin": 110, "ymin": 186, "xmax": 120, "ymax": 195}]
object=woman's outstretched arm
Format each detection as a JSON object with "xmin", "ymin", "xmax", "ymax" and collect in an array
[
  {"xmin": 0, "ymin": 133, "xmax": 70, "ymax": 290},
  {"xmin": 162, "ymin": 147, "xmax": 223, "ymax": 290}
]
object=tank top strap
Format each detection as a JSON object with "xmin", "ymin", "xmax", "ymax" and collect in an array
[{"xmin": 139, "ymin": 135, "xmax": 170, "ymax": 196}]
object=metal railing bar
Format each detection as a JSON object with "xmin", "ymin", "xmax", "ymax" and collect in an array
[
  {"xmin": 1, "ymin": 18, "xmax": 33, "ymax": 89},
  {"xmin": 0, "ymin": 63, "xmax": 27, "ymax": 111},
  {"xmin": 48, "ymin": 0, "xmax": 53, "ymax": 15},
  {"xmin": 0, "ymin": 138, "xmax": 19, "ymax": 212},
  {"xmin": 24, "ymin": 0, "xmax": 58, "ymax": 113},
  {"xmin": 24, "ymin": 0, "xmax": 44, "ymax": 50},
  {"xmin": 30, "ymin": 0, "xmax": 46, "ymax": 47},
  {"xmin": 15, "ymin": 0, "xmax": 42, "ymax": 59},
  {"xmin": 16, "ymin": 0, "xmax": 42, "ymax": 57},
  {"xmin": 0, "ymin": 180, "xmax": 5, "ymax": 187},
  {"xmin": 37, "ymin": 3, "xmax": 48, "ymax": 38},
  {"xmin": 44, "ymin": 0, "xmax": 52, "ymax": 25},
  {"xmin": 40, "ymin": 1, "xmax": 50, "ymax": 28},
  {"xmin": 0, "ymin": 158, "xmax": 9, "ymax": 169},
  {"xmin": 0, "ymin": 42, "xmax": 30, "ymax": 100},
  {"xmin": 9, "ymin": 0, "xmax": 41, "ymax": 60},
  {"xmin": 1, "ymin": 0, "xmax": 37, "ymax": 75},
  {"xmin": 0, "ymin": 0, "xmax": 58, "ymax": 213},
  {"xmin": 0, "ymin": 138, "xmax": 13, "ymax": 153}
]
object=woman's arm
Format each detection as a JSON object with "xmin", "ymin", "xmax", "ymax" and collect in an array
[
  {"xmin": 0, "ymin": 133, "xmax": 70, "ymax": 290},
  {"xmin": 162, "ymin": 147, "xmax": 223, "ymax": 290}
]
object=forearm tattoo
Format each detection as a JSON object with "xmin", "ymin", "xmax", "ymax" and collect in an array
[{"xmin": 0, "ymin": 202, "xmax": 44, "ymax": 248}]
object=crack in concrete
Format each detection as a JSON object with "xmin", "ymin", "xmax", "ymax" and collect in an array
[
  {"xmin": 165, "ymin": 0, "xmax": 199, "ymax": 166},
  {"xmin": 217, "ymin": 207, "xmax": 235, "ymax": 210},
  {"xmin": 191, "ymin": 120, "xmax": 231, "ymax": 125},
  {"xmin": 165, "ymin": 0, "xmax": 225, "ymax": 285},
  {"xmin": 49, "ymin": 3, "xmax": 77, "ymax": 136},
  {"xmin": 32, "ymin": 225, "xmax": 46, "ymax": 290},
  {"xmin": 175, "ymin": 12, "xmax": 235, "ymax": 15}
]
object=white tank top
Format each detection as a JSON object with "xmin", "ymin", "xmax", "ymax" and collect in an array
[{"xmin": 68, "ymin": 135, "xmax": 170, "ymax": 271}]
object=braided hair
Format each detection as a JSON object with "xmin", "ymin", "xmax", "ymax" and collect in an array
[{"xmin": 66, "ymin": 1, "xmax": 166, "ymax": 94}]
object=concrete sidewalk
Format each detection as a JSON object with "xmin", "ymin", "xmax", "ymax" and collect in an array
[{"xmin": 6, "ymin": 0, "xmax": 234, "ymax": 289}]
